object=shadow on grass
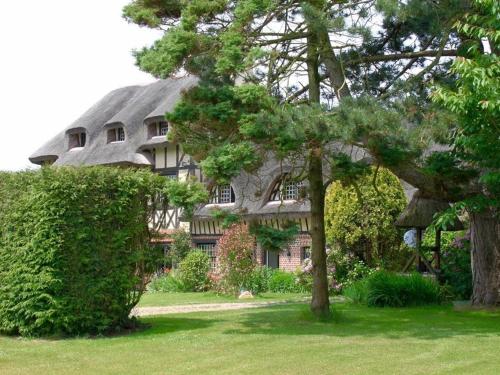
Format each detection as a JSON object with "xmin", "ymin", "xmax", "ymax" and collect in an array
[
  {"xmin": 0, "ymin": 316, "xmax": 220, "ymax": 341},
  {"xmin": 133, "ymin": 316, "xmax": 220, "ymax": 337},
  {"xmin": 221, "ymin": 302, "xmax": 500, "ymax": 340}
]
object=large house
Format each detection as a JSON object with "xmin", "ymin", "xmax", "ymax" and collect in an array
[{"xmin": 30, "ymin": 77, "xmax": 314, "ymax": 271}]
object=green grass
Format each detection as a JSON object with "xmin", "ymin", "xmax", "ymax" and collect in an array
[
  {"xmin": 1, "ymin": 303, "xmax": 499, "ymax": 375},
  {"xmin": 138, "ymin": 291, "xmax": 310, "ymax": 307}
]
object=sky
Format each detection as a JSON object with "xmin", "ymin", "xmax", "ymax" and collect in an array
[{"xmin": 0, "ymin": 0, "xmax": 162, "ymax": 171}]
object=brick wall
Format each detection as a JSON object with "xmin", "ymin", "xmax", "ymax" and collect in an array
[
  {"xmin": 279, "ymin": 233, "xmax": 311, "ymax": 271},
  {"xmin": 254, "ymin": 233, "xmax": 312, "ymax": 272},
  {"xmin": 190, "ymin": 231, "xmax": 312, "ymax": 272}
]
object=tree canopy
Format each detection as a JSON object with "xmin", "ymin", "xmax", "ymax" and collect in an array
[{"xmin": 124, "ymin": 0, "xmax": 499, "ymax": 307}]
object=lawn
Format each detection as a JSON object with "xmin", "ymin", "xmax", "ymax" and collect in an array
[
  {"xmin": 1, "ymin": 303, "xmax": 499, "ymax": 375},
  {"xmin": 138, "ymin": 291, "xmax": 310, "ymax": 307}
]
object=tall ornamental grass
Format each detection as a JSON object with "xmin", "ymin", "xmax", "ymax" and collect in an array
[{"xmin": 344, "ymin": 271, "xmax": 445, "ymax": 307}]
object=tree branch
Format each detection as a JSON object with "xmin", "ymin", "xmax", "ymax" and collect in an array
[{"xmin": 346, "ymin": 49, "xmax": 458, "ymax": 65}]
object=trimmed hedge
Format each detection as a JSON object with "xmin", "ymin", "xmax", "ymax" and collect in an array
[{"xmin": 0, "ymin": 167, "xmax": 165, "ymax": 336}]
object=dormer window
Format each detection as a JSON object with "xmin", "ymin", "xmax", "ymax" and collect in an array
[
  {"xmin": 269, "ymin": 176, "xmax": 304, "ymax": 202},
  {"xmin": 210, "ymin": 185, "xmax": 235, "ymax": 204},
  {"xmin": 68, "ymin": 132, "xmax": 86, "ymax": 149},
  {"xmin": 147, "ymin": 121, "xmax": 169, "ymax": 139},
  {"xmin": 159, "ymin": 122, "xmax": 169, "ymax": 136},
  {"xmin": 107, "ymin": 127, "xmax": 125, "ymax": 143}
]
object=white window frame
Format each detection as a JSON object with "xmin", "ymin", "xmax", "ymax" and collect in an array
[
  {"xmin": 159, "ymin": 122, "xmax": 169, "ymax": 136},
  {"xmin": 196, "ymin": 243, "xmax": 217, "ymax": 271},
  {"xmin": 117, "ymin": 127, "xmax": 125, "ymax": 142},
  {"xmin": 210, "ymin": 185, "xmax": 235, "ymax": 204}
]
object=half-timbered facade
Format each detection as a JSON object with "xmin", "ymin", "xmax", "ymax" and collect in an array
[{"xmin": 30, "ymin": 77, "xmax": 313, "ymax": 271}]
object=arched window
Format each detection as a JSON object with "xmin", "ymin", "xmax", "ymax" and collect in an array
[
  {"xmin": 269, "ymin": 175, "xmax": 304, "ymax": 201},
  {"xmin": 107, "ymin": 127, "xmax": 125, "ymax": 143},
  {"xmin": 210, "ymin": 185, "xmax": 235, "ymax": 204}
]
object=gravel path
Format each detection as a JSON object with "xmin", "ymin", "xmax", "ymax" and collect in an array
[{"xmin": 131, "ymin": 300, "xmax": 304, "ymax": 317}]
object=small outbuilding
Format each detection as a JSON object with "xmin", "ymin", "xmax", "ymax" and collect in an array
[{"xmin": 396, "ymin": 190, "xmax": 464, "ymax": 276}]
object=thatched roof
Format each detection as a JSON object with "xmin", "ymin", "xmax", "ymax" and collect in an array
[
  {"xmin": 29, "ymin": 76, "xmax": 199, "ymax": 166},
  {"xmin": 30, "ymin": 78, "xmax": 416, "ymax": 220},
  {"xmin": 395, "ymin": 191, "xmax": 464, "ymax": 230}
]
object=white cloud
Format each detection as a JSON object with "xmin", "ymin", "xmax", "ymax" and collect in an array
[{"xmin": 0, "ymin": 0, "xmax": 162, "ymax": 171}]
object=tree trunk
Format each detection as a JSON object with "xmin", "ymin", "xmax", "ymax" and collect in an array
[
  {"xmin": 305, "ymin": 30, "xmax": 330, "ymax": 318},
  {"xmin": 309, "ymin": 150, "xmax": 330, "ymax": 318},
  {"xmin": 470, "ymin": 209, "xmax": 500, "ymax": 306}
]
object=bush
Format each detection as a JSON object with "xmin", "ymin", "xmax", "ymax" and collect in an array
[
  {"xmin": 0, "ymin": 167, "xmax": 165, "ymax": 336},
  {"xmin": 423, "ymin": 229, "xmax": 472, "ymax": 300},
  {"xmin": 148, "ymin": 271, "xmax": 186, "ymax": 293},
  {"xmin": 179, "ymin": 251, "xmax": 210, "ymax": 292},
  {"xmin": 169, "ymin": 230, "xmax": 193, "ymax": 268},
  {"xmin": 327, "ymin": 249, "xmax": 375, "ymax": 294},
  {"xmin": 268, "ymin": 269, "xmax": 307, "ymax": 293},
  {"xmin": 343, "ymin": 279, "xmax": 369, "ymax": 304},
  {"xmin": 440, "ymin": 233, "xmax": 472, "ymax": 300},
  {"xmin": 217, "ymin": 224, "xmax": 255, "ymax": 295},
  {"xmin": 242, "ymin": 266, "xmax": 311, "ymax": 294},
  {"xmin": 244, "ymin": 266, "xmax": 274, "ymax": 294},
  {"xmin": 294, "ymin": 267, "xmax": 313, "ymax": 293},
  {"xmin": 363, "ymin": 271, "xmax": 444, "ymax": 307},
  {"xmin": 325, "ymin": 167, "xmax": 407, "ymax": 269}
]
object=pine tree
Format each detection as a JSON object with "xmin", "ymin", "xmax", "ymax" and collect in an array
[{"xmin": 123, "ymin": 0, "xmax": 498, "ymax": 310}]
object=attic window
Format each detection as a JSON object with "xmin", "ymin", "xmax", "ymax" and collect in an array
[
  {"xmin": 269, "ymin": 176, "xmax": 304, "ymax": 202},
  {"xmin": 210, "ymin": 185, "xmax": 235, "ymax": 204},
  {"xmin": 159, "ymin": 122, "xmax": 169, "ymax": 136},
  {"xmin": 147, "ymin": 121, "xmax": 169, "ymax": 139},
  {"xmin": 68, "ymin": 132, "xmax": 86, "ymax": 149},
  {"xmin": 108, "ymin": 127, "xmax": 125, "ymax": 143}
]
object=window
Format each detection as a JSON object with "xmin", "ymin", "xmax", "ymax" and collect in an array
[
  {"xmin": 147, "ymin": 121, "xmax": 169, "ymax": 138},
  {"xmin": 68, "ymin": 132, "xmax": 86, "ymax": 149},
  {"xmin": 164, "ymin": 173, "xmax": 177, "ymax": 180},
  {"xmin": 117, "ymin": 127, "xmax": 125, "ymax": 141},
  {"xmin": 107, "ymin": 127, "xmax": 125, "ymax": 143},
  {"xmin": 196, "ymin": 243, "xmax": 217, "ymax": 270},
  {"xmin": 159, "ymin": 122, "xmax": 169, "ymax": 136},
  {"xmin": 301, "ymin": 246, "xmax": 311, "ymax": 262},
  {"xmin": 210, "ymin": 185, "xmax": 235, "ymax": 204},
  {"xmin": 269, "ymin": 176, "xmax": 304, "ymax": 201}
]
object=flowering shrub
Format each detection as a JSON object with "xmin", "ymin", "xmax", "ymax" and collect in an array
[
  {"xmin": 217, "ymin": 224, "xmax": 256, "ymax": 295},
  {"xmin": 327, "ymin": 248, "xmax": 375, "ymax": 294}
]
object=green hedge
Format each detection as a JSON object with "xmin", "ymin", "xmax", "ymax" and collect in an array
[{"xmin": 0, "ymin": 167, "xmax": 164, "ymax": 336}]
